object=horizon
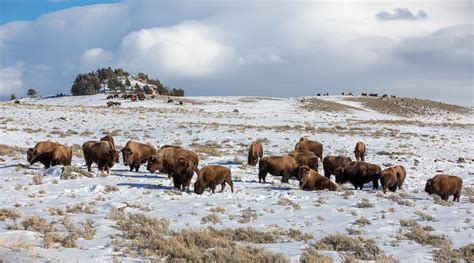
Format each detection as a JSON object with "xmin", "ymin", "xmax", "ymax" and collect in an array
[{"xmin": 0, "ymin": 0, "xmax": 473, "ymax": 106}]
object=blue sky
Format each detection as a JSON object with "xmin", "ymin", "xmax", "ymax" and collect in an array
[
  {"xmin": 0, "ymin": 0, "xmax": 120, "ymax": 25},
  {"xmin": 0, "ymin": 1, "xmax": 472, "ymax": 105}
]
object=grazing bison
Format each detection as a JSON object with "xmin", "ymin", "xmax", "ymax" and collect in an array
[
  {"xmin": 425, "ymin": 175, "xmax": 462, "ymax": 202},
  {"xmin": 82, "ymin": 141, "xmax": 119, "ymax": 173},
  {"xmin": 194, "ymin": 165, "xmax": 233, "ymax": 194},
  {"xmin": 298, "ymin": 165, "xmax": 337, "ymax": 191},
  {"xmin": 258, "ymin": 156, "xmax": 299, "ymax": 183},
  {"xmin": 354, "ymin": 141, "xmax": 366, "ymax": 161},
  {"xmin": 27, "ymin": 141, "xmax": 72, "ymax": 168},
  {"xmin": 121, "ymin": 141, "xmax": 157, "ymax": 172},
  {"xmin": 380, "ymin": 165, "xmax": 407, "ymax": 193},
  {"xmin": 322, "ymin": 155, "xmax": 352, "ymax": 178},
  {"xmin": 247, "ymin": 141, "xmax": 263, "ymax": 166},
  {"xmin": 335, "ymin": 161, "xmax": 381, "ymax": 190},
  {"xmin": 172, "ymin": 157, "xmax": 199, "ymax": 191},
  {"xmin": 288, "ymin": 150, "xmax": 319, "ymax": 170},
  {"xmin": 147, "ymin": 147, "xmax": 198, "ymax": 178},
  {"xmin": 295, "ymin": 137, "xmax": 323, "ymax": 159}
]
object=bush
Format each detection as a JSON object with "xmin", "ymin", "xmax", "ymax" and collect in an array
[
  {"xmin": 27, "ymin": 88, "xmax": 37, "ymax": 97},
  {"xmin": 314, "ymin": 234, "xmax": 383, "ymax": 260},
  {"xmin": 10, "ymin": 94, "xmax": 16, "ymax": 100}
]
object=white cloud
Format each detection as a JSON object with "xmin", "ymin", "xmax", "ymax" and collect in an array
[
  {"xmin": 0, "ymin": 66, "xmax": 23, "ymax": 96},
  {"xmin": 81, "ymin": 48, "xmax": 114, "ymax": 70}
]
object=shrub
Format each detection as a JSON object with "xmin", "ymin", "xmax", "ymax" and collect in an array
[
  {"xmin": 356, "ymin": 198, "xmax": 374, "ymax": 208},
  {"xmin": 314, "ymin": 233, "xmax": 384, "ymax": 260}
]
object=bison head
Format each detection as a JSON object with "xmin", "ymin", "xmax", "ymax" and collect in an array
[
  {"xmin": 425, "ymin": 179, "xmax": 434, "ymax": 194},
  {"xmin": 146, "ymin": 155, "xmax": 163, "ymax": 173},
  {"xmin": 334, "ymin": 167, "xmax": 345, "ymax": 184},
  {"xmin": 121, "ymin": 147, "xmax": 134, "ymax": 166},
  {"xmin": 106, "ymin": 149, "xmax": 120, "ymax": 168},
  {"xmin": 297, "ymin": 165, "xmax": 311, "ymax": 186},
  {"xmin": 26, "ymin": 148, "xmax": 36, "ymax": 163},
  {"xmin": 194, "ymin": 180, "xmax": 204, "ymax": 194}
]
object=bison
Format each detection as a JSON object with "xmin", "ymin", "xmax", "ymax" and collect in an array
[
  {"xmin": 354, "ymin": 141, "xmax": 366, "ymax": 161},
  {"xmin": 27, "ymin": 141, "xmax": 72, "ymax": 168},
  {"xmin": 425, "ymin": 174, "xmax": 462, "ymax": 202},
  {"xmin": 147, "ymin": 147, "xmax": 198, "ymax": 178},
  {"xmin": 247, "ymin": 141, "xmax": 263, "ymax": 166},
  {"xmin": 335, "ymin": 161, "xmax": 381, "ymax": 190},
  {"xmin": 380, "ymin": 165, "xmax": 407, "ymax": 193},
  {"xmin": 258, "ymin": 156, "xmax": 299, "ymax": 183},
  {"xmin": 121, "ymin": 141, "xmax": 157, "ymax": 172},
  {"xmin": 294, "ymin": 137, "xmax": 323, "ymax": 160},
  {"xmin": 82, "ymin": 141, "xmax": 119, "ymax": 173},
  {"xmin": 289, "ymin": 150, "xmax": 319, "ymax": 170},
  {"xmin": 298, "ymin": 165, "xmax": 337, "ymax": 191},
  {"xmin": 322, "ymin": 155, "xmax": 352, "ymax": 178},
  {"xmin": 194, "ymin": 165, "xmax": 233, "ymax": 194},
  {"xmin": 172, "ymin": 157, "xmax": 199, "ymax": 191}
]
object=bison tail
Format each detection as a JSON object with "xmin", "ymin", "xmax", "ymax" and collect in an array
[{"xmin": 193, "ymin": 165, "xmax": 200, "ymax": 176}]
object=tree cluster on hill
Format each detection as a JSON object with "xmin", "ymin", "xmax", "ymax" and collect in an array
[{"xmin": 70, "ymin": 67, "xmax": 184, "ymax": 96}]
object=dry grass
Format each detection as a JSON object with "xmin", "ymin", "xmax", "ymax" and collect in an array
[
  {"xmin": 300, "ymin": 246, "xmax": 334, "ymax": 263},
  {"xmin": 356, "ymin": 198, "xmax": 374, "ymax": 208},
  {"xmin": 399, "ymin": 219, "xmax": 451, "ymax": 247},
  {"xmin": 43, "ymin": 231, "xmax": 78, "ymax": 248},
  {"xmin": 201, "ymin": 213, "xmax": 222, "ymax": 225},
  {"xmin": 22, "ymin": 215, "xmax": 54, "ymax": 234},
  {"xmin": 301, "ymin": 98, "xmax": 361, "ymax": 112},
  {"xmin": 0, "ymin": 238, "xmax": 34, "ymax": 252},
  {"xmin": 104, "ymin": 185, "xmax": 119, "ymax": 193},
  {"xmin": 239, "ymin": 207, "xmax": 258, "ymax": 223},
  {"xmin": 433, "ymin": 243, "xmax": 474, "ymax": 262},
  {"xmin": 191, "ymin": 141, "xmax": 222, "ymax": 157},
  {"xmin": 314, "ymin": 233, "xmax": 384, "ymax": 260},
  {"xmin": 0, "ymin": 144, "xmax": 27, "ymax": 156},
  {"xmin": 61, "ymin": 165, "xmax": 93, "ymax": 179},
  {"xmin": 66, "ymin": 202, "xmax": 96, "ymax": 214},
  {"xmin": 209, "ymin": 207, "xmax": 226, "ymax": 213},
  {"xmin": 346, "ymin": 228, "xmax": 366, "ymax": 235},
  {"xmin": 111, "ymin": 212, "xmax": 289, "ymax": 261},
  {"xmin": 277, "ymin": 197, "xmax": 301, "ymax": 210},
  {"xmin": 354, "ymin": 217, "xmax": 371, "ymax": 227},
  {"xmin": 32, "ymin": 173, "xmax": 43, "ymax": 185},
  {"xmin": 414, "ymin": 211, "xmax": 435, "ymax": 221},
  {"xmin": 0, "ymin": 208, "xmax": 21, "ymax": 222}
]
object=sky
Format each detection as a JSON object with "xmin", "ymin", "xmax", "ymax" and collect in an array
[{"xmin": 0, "ymin": 0, "xmax": 472, "ymax": 105}]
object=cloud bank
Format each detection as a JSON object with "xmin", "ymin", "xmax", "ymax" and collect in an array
[{"xmin": 0, "ymin": 0, "xmax": 472, "ymax": 105}]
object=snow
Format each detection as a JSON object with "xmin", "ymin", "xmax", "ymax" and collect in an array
[{"xmin": 0, "ymin": 94, "xmax": 472, "ymax": 262}]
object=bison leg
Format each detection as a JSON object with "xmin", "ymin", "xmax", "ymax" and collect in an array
[
  {"xmin": 389, "ymin": 185, "xmax": 397, "ymax": 192},
  {"xmin": 441, "ymin": 194, "xmax": 449, "ymax": 201},
  {"xmin": 454, "ymin": 192, "xmax": 461, "ymax": 202},
  {"xmin": 228, "ymin": 179, "xmax": 234, "ymax": 193},
  {"xmin": 220, "ymin": 183, "xmax": 226, "ymax": 193},
  {"xmin": 361, "ymin": 155, "xmax": 365, "ymax": 162},
  {"xmin": 135, "ymin": 165, "xmax": 140, "ymax": 172},
  {"xmin": 258, "ymin": 170, "xmax": 267, "ymax": 183},
  {"xmin": 86, "ymin": 160, "xmax": 93, "ymax": 172},
  {"xmin": 372, "ymin": 180, "xmax": 379, "ymax": 190},
  {"xmin": 129, "ymin": 166, "xmax": 134, "ymax": 172},
  {"xmin": 210, "ymin": 183, "xmax": 216, "ymax": 194},
  {"xmin": 382, "ymin": 186, "xmax": 387, "ymax": 194}
]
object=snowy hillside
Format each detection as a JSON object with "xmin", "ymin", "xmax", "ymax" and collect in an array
[{"xmin": 0, "ymin": 95, "xmax": 472, "ymax": 262}]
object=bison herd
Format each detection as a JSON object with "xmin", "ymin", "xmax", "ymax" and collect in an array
[{"xmin": 26, "ymin": 136, "xmax": 463, "ymax": 201}]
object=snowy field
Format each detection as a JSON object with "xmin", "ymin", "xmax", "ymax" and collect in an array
[{"xmin": 0, "ymin": 95, "xmax": 472, "ymax": 262}]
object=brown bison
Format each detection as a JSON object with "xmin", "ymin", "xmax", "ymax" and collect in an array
[
  {"xmin": 298, "ymin": 165, "xmax": 337, "ymax": 191},
  {"xmin": 289, "ymin": 150, "xmax": 319, "ymax": 170},
  {"xmin": 100, "ymin": 135, "xmax": 116, "ymax": 148},
  {"xmin": 335, "ymin": 161, "xmax": 381, "ymax": 190},
  {"xmin": 247, "ymin": 141, "xmax": 263, "ymax": 166},
  {"xmin": 258, "ymin": 156, "xmax": 299, "ymax": 183},
  {"xmin": 27, "ymin": 141, "xmax": 72, "ymax": 168},
  {"xmin": 294, "ymin": 137, "xmax": 323, "ymax": 159},
  {"xmin": 322, "ymin": 155, "xmax": 352, "ymax": 178},
  {"xmin": 425, "ymin": 174, "xmax": 462, "ymax": 202},
  {"xmin": 82, "ymin": 141, "xmax": 119, "ymax": 173},
  {"xmin": 172, "ymin": 157, "xmax": 199, "ymax": 191},
  {"xmin": 354, "ymin": 141, "xmax": 366, "ymax": 161},
  {"xmin": 194, "ymin": 165, "xmax": 233, "ymax": 194},
  {"xmin": 121, "ymin": 141, "xmax": 156, "ymax": 172},
  {"xmin": 147, "ymin": 147, "xmax": 198, "ymax": 178},
  {"xmin": 380, "ymin": 165, "xmax": 407, "ymax": 193}
]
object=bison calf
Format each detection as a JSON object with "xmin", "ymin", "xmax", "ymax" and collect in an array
[
  {"xmin": 354, "ymin": 141, "xmax": 366, "ymax": 161},
  {"xmin": 247, "ymin": 141, "xmax": 263, "ymax": 166},
  {"xmin": 335, "ymin": 161, "xmax": 381, "ymax": 190},
  {"xmin": 258, "ymin": 156, "xmax": 298, "ymax": 183},
  {"xmin": 322, "ymin": 155, "xmax": 352, "ymax": 178},
  {"xmin": 121, "ymin": 141, "xmax": 156, "ymax": 172},
  {"xmin": 194, "ymin": 165, "xmax": 233, "ymax": 194},
  {"xmin": 380, "ymin": 165, "xmax": 406, "ymax": 193},
  {"xmin": 425, "ymin": 174, "xmax": 462, "ymax": 202},
  {"xmin": 298, "ymin": 165, "xmax": 337, "ymax": 191}
]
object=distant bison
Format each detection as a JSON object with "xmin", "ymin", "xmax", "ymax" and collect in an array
[
  {"xmin": 147, "ymin": 147, "xmax": 198, "ymax": 178},
  {"xmin": 298, "ymin": 165, "xmax": 337, "ymax": 191},
  {"xmin": 258, "ymin": 156, "xmax": 299, "ymax": 183},
  {"xmin": 82, "ymin": 141, "xmax": 119, "ymax": 173},
  {"xmin": 295, "ymin": 137, "xmax": 323, "ymax": 160},
  {"xmin": 425, "ymin": 174, "xmax": 462, "ymax": 202},
  {"xmin": 288, "ymin": 150, "xmax": 319, "ymax": 170},
  {"xmin": 247, "ymin": 141, "xmax": 263, "ymax": 166},
  {"xmin": 194, "ymin": 165, "xmax": 233, "ymax": 194},
  {"xmin": 335, "ymin": 161, "xmax": 381, "ymax": 190},
  {"xmin": 121, "ymin": 141, "xmax": 156, "ymax": 172},
  {"xmin": 27, "ymin": 141, "xmax": 72, "ymax": 168},
  {"xmin": 354, "ymin": 141, "xmax": 366, "ymax": 161},
  {"xmin": 380, "ymin": 165, "xmax": 406, "ymax": 193},
  {"xmin": 322, "ymin": 155, "xmax": 352, "ymax": 178},
  {"xmin": 172, "ymin": 157, "xmax": 199, "ymax": 191}
]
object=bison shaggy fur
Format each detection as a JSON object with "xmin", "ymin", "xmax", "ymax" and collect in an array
[
  {"xmin": 380, "ymin": 165, "xmax": 406, "ymax": 193},
  {"xmin": 194, "ymin": 165, "xmax": 233, "ymax": 194},
  {"xmin": 354, "ymin": 141, "xmax": 366, "ymax": 161},
  {"xmin": 425, "ymin": 174, "xmax": 462, "ymax": 202},
  {"xmin": 289, "ymin": 150, "xmax": 319, "ymax": 170},
  {"xmin": 322, "ymin": 155, "xmax": 352, "ymax": 178},
  {"xmin": 335, "ymin": 161, "xmax": 381, "ymax": 190},
  {"xmin": 27, "ymin": 141, "xmax": 72, "ymax": 168},
  {"xmin": 82, "ymin": 141, "xmax": 119, "ymax": 173},
  {"xmin": 258, "ymin": 156, "xmax": 299, "ymax": 183},
  {"xmin": 298, "ymin": 165, "xmax": 337, "ymax": 191},
  {"xmin": 294, "ymin": 137, "xmax": 323, "ymax": 159},
  {"xmin": 121, "ymin": 141, "xmax": 156, "ymax": 172},
  {"xmin": 247, "ymin": 141, "xmax": 263, "ymax": 166}
]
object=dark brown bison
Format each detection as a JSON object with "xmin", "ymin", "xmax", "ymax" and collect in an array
[
  {"xmin": 258, "ymin": 156, "xmax": 299, "ymax": 183},
  {"xmin": 27, "ymin": 141, "xmax": 72, "ymax": 168},
  {"xmin": 335, "ymin": 161, "xmax": 381, "ymax": 190},
  {"xmin": 121, "ymin": 141, "xmax": 156, "ymax": 172},
  {"xmin": 289, "ymin": 150, "xmax": 319, "ymax": 170},
  {"xmin": 172, "ymin": 157, "xmax": 199, "ymax": 191},
  {"xmin": 380, "ymin": 165, "xmax": 407, "ymax": 193},
  {"xmin": 100, "ymin": 135, "xmax": 115, "ymax": 148},
  {"xmin": 298, "ymin": 165, "xmax": 337, "ymax": 191},
  {"xmin": 147, "ymin": 147, "xmax": 198, "ymax": 178},
  {"xmin": 194, "ymin": 165, "xmax": 233, "ymax": 194},
  {"xmin": 82, "ymin": 141, "xmax": 119, "ymax": 173},
  {"xmin": 247, "ymin": 141, "xmax": 263, "ymax": 166},
  {"xmin": 425, "ymin": 174, "xmax": 462, "ymax": 202},
  {"xmin": 322, "ymin": 155, "xmax": 352, "ymax": 178},
  {"xmin": 354, "ymin": 141, "xmax": 366, "ymax": 161},
  {"xmin": 295, "ymin": 137, "xmax": 323, "ymax": 159}
]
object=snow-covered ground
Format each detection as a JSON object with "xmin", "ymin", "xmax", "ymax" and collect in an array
[{"xmin": 0, "ymin": 95, "xmax": 472, "ymax": 262}]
